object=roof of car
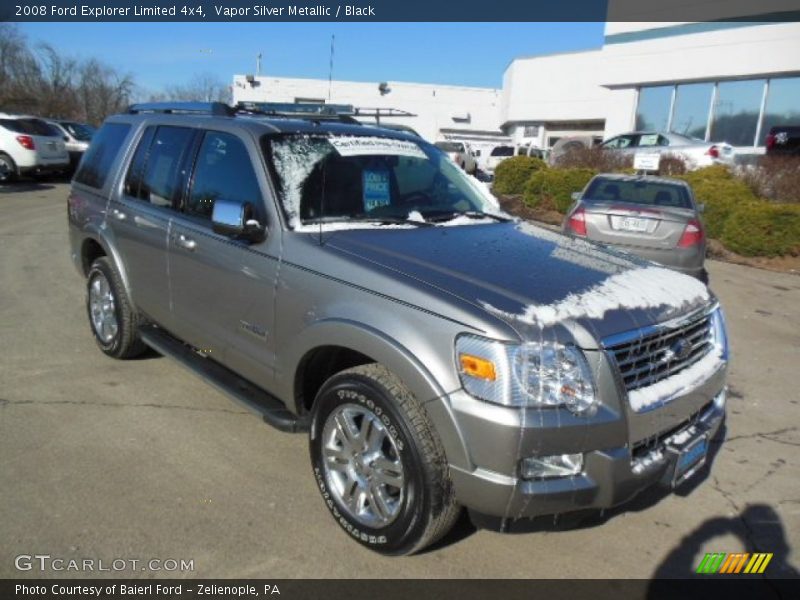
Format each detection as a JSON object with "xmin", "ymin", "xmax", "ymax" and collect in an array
[{"xmin": 108, "ymin": 111, "xmax": 422, "ymax": 142}]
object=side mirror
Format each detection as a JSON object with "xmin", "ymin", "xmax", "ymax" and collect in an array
[
  {"xmin": 212, "ymin": 199, "xmax": 266, "ymax": 242},
  {"xmin": 697, "ymin": 203, "xmax": 705, "ymax": 213},
  {"xmin": 474, "ymin": 149, "xmax": 481, "ymax": 157},
  {"xmin": 571, "ymin": 191, "xmax": 582, "ymax": 202},
  {"xmin": 63, "ymin": 135, "xmax": 69, "ymax": 142}
]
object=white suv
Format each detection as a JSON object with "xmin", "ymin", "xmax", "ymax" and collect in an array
[{"xmin": 0, "ymin": 113, "xmax": 70, "ymax": 183}]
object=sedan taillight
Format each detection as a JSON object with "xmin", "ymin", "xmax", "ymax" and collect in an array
[
  {"xmin": 705, "ymin": 145, "xmax": 720, "ymax": 159},
  {"xmin": 765, "ymin": 133, "xmax": 776, "ymax": 151},
  {"xmin": 16, "ymin": 135, "xmax": 35, "ymax": 150},
  {"xmin": 678, "ymin": 218, "xmax": 704, "ymax": 248},
  {"xmin": 567, "ymin": 207, "xmax": 587, "ymax": 236}
]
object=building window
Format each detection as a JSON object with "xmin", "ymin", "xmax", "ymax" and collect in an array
[
  {"xmin": 710, "ymin": 79, "xmax": 765, "ymax": 146},
  {"xmin": 294, "ymin": 97, "xmax": 325, "ymax": 104},
  {"xmin": 523, "ymin": 125, "xmax": 539, "ymax": 137},
  {"xmin": 671, "ymin": 82, "xmax": 714, "ymax": 139},
  {"xmin": 635, "ymin": 85, "xmax": 672, "ymax": 132},
  {"xmin": 761, "ymin": 76, "xmax": 800, "ymax": 145}
]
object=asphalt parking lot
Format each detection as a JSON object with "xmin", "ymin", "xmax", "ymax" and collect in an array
[{"xmin": 1, "ymin": 181, "xmax": 799, "ymax": 579}]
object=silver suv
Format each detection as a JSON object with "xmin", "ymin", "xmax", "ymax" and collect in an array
[{"xmin": 68, "ymin": 102, "xmax": 729, "ymax": 555}]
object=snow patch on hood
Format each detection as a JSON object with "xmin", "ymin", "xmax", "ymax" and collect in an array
[
  {"xmin": 481, "ymin": 265, "xmax": 710, "ymax": 327},
  {"xmin": 292, "ymin": 222, "xmax": 416, "ymax": 233},
  {"xmin": 629, "ymin": 349, "xmax": 725, "ymax": 412}
]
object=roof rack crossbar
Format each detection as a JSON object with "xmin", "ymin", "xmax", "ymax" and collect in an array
[
  {"xmin": 234, "ymin": 101, "xmax": 356, "ymax": 117},
  {"xmin": 127, "ymin": 102, "xmax": 235, "ymax": 116}
]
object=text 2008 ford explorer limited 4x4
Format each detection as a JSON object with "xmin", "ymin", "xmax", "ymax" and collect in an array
[{"xmin": 68, "ymin": 102, "xmax": 729, "ymax": 555}]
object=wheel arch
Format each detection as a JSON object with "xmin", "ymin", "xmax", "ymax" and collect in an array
[{"xmin": 288, "ymin": 319, "xmax": 470, "ymax": 470}]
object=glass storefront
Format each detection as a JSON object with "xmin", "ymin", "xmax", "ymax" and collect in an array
[
  {"xmin": 671, "ymin": 82, "xmax": 714, "ymax": 139},
  {"xmin": 761, "ymin": 77, "xmax": 800, "ymax": 145},
  {"xmin": 635, "ymin": 85, "xmax": 672, "ymax": 131},
  {"xmin": 635, "ymin": 75, "xmax": 800, "ymax": 147}
]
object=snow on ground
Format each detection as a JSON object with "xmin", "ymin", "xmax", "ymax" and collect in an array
[{"xmin": 481, "ymin": 265, "xmax": 710, "ymax": 328}]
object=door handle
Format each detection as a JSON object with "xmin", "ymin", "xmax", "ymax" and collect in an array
[
  {"xmin": 111, "ymin": 208, "xmax": 126, "ymax": 221},
  {"xmin": 176, "ymin": 234, "xmax": 197, "ymax": 251}
]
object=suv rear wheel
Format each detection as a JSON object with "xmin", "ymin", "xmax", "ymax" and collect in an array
[
  {"xmin": 0, "ymin": 153, "xmax": 17, "ymax": 184},
  {"xmin": 86, "ymin": 257, "xmax": 147, "ymax": 359},
  {"xmin": 309, "ymin": 364, "xmax": 460, "ymax": 555}
]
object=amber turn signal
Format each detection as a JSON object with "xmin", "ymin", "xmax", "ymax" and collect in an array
[{"xmin": 459, "ymin": 353, "xmax": 497, "ymax": 381}]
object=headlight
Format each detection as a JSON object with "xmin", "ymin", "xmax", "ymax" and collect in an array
[
  {"xmin": 456, "ymin": 335, "xmax": 597, "ymax": 414},
  {"xmin": 710, "ymin": 305, "xmax": 729, "ymax": 361}
]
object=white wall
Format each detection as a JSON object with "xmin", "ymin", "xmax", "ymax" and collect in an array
[
  {"xmin": 232, "ymin": 75, "xmax": 503, "ymax": 143},
  {"xmin": 501, "ymin": 50, "xmax": 609, "ymax": 126},
  {"xmin": 601, "ymin": 22, "xmax": 800, "ymax": 88}
]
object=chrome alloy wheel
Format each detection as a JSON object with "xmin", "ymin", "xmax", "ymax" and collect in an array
[
  {"xmin": 321, "ymin": 403, "xmax": 405, "ymax": 528},
  {"xmin": 89, "ymin": 272, "xmax": 118, "ymax": 344}
]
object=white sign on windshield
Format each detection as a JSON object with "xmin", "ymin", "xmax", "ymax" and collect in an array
[
  {"xmin": 330, "ymin": 136, "xmax": 426, "ymax": 159},
  {"xmin": 634, "ymin": 152, "xmax": 661, "ymax": 172}
]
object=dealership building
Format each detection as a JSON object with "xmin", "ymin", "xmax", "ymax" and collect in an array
[{"xmin": 233, "ymin": 15, "xmax": 800, "ymax": 155}]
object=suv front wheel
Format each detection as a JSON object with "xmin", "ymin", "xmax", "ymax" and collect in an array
[{"xmin": 309, "ymin": 364, "xmax": 460, "ymax": 555}]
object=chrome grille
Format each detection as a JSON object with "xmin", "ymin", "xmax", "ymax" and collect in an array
[{"xmin": 606, "ymin": 312, "xmax": 713, "ymax": 392}]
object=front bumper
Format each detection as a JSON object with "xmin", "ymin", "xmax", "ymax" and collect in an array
[{"xmin": 445, "ymin": 359, "xmax": 727, "ymax": 519}]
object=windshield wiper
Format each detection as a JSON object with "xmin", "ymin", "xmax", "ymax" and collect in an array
[
  {"xmin": 301, "ymin": 216, "xmax": 434, "ymax": 227},
  {"xmin": 422, "ymin": 210, "xmax": 511, "ymax": 223}
]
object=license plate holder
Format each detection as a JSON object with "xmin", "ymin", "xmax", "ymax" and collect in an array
[
  {"xmin": 619, "ymin": 217, "xmax": 649, "ymax": 232},
  {"xmin": 666, "ymin": 433, "xmax": 708, "ymax": 488}
]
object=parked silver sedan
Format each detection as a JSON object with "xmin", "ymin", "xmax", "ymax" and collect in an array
[
  {"xmin": 563, "ymin": 174, "xmax": 708, "ymax": 282},
  {"xmin": 600, "ymin": 131, "xmax": 734, "ymax": 170}
]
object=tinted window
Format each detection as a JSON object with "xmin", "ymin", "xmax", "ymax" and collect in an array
[
  {"xmin": 434, "ymin": 141, "xmax": 464, "ymax": 153},
  {"xmin": 123, "ymin": 126, "xmax": 157, "ymax": 199},
  {"xmin": 74, "ymin": 122, "xmax": 131, "ymax": 189},
  {"xmin": 137, "ymin": 126, "xmax": 194, "ymax": 208},
  {"xmin": 0, "ymin": 118, "xmax": 58, "ymax": 136},
  {"xmin": 187, "ymin": 131, "xmax": 261, "ymax": 220},
  {"xmin": 584, "ymin": 178, "xmax": 691, "ymax": 209},
  {"xmin": 762, "ymin": 77, "xmax": 800, "ymax": 145},
  {"xmin": 490, "ymin": 146, "xmax": 514, "ymax": 157}
]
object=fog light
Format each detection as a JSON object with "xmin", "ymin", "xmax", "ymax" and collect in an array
[{"xmin": 520, "ymin": 453, "xmax": 583, "ymax": 480}]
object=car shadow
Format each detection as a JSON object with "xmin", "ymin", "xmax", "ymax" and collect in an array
[
  {"xmin": 0, "ymin": 180, "xmax": 56, "ymax": 193},
  {"xmin": 648, "ymin": 503, "xmax": 800, "ymax": 581}
]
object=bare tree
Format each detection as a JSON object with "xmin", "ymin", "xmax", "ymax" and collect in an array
[{"xmin": 164, "ymin": 71, "xmax": 230, "ymax": 103}]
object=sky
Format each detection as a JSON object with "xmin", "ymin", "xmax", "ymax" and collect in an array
[{"xmin": 17, "ymin": 22, "xmax": 605, "ymax": 95}]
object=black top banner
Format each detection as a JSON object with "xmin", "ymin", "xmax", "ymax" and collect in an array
[{"xmin": 3, "ymin": 0, "xmax": 800, "ymax": 22}]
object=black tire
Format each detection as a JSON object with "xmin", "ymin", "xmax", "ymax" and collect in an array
[
  {"xmin": 0, "ymin": 152, "xmax": 17, "ymax": 184},
  {"xmin": 310, "ymin": 364, "xmax": 460, "ymax": 555},
  {"xmin": 86, "ymin": 257, "xmax": 147, "ymax": 359}
]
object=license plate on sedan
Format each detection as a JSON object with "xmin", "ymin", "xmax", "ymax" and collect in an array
[{"xmin": 619, "ymin": 217, "xmax": 649, "ymax": 232}]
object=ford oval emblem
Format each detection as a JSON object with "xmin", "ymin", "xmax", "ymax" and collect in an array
[{"xmin": 671, "ymin": 338, "xmax": 692, "ymax": 361}]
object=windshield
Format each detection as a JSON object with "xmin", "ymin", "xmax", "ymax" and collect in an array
[
  {"xmin": 434, "ymin": 141, "xmax": 464, "ymax": 153},
  {"xmin": 584, "ymin": 177, "xmax": 692, "ymax": 209},
  {"xmin": 490, "ymin": 146, "xmax": 514, "ymax": 157},
  {"xmin": 62, "ymin": 121, "xmax": 95, "ymax": 141},
  {"xmin": 265, "ymin": 134, "xmax": 499, "ymax": 229}
]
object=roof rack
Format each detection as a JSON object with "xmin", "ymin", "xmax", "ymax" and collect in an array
[
  {"xmin": 127, "ymin": 102, "xmax": 235, "ymax": 116},
  {"xmin": 235, "ymin": 101, "xmax": 356, "ymax": 117},
  {"xmin": 352, "ymin": 107, "xmax": 416, "ymax": 120}
]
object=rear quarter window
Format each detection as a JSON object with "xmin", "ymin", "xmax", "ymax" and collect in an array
[{"xmin": 74, "ymin": 123, "xmax": 132, "ymax": 189}]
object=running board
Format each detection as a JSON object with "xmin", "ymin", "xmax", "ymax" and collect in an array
[{"xmin": 140, "ymin": 326, "xmax": 309, "ymax": 434}]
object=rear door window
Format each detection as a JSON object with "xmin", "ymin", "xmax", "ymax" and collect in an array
[
  {"xmin": 74, "ymin": 122, "xmax": 132, "ymax": 189},
  {"xmin": 124, "ymin": 125, "xmax": 194, "ymax": 208}
]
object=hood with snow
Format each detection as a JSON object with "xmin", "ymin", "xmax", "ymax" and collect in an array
[{"xmin": 315, "ymin": 220, "xmax": 712, "ymax": 342}]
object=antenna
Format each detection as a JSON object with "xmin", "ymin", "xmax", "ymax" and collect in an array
[
  {"xmin": 328, "ymin": 34, "xmax": 335, "ymax": 102},
  {"xmin": 256, "ymin": 53, "xmax": 262, "ymax": 77}
]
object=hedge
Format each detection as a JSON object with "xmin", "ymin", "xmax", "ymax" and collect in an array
[
  {"xmin": 721, "ymin": 202, "xmax": 800, "ymax": 257},
  {"xmin": 492, "ymin": 156, "xmax": 547, "ymax": 195},
  {"xmin": 523, "ymin": 168, "xmax": 597, "ymax": 213}
]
